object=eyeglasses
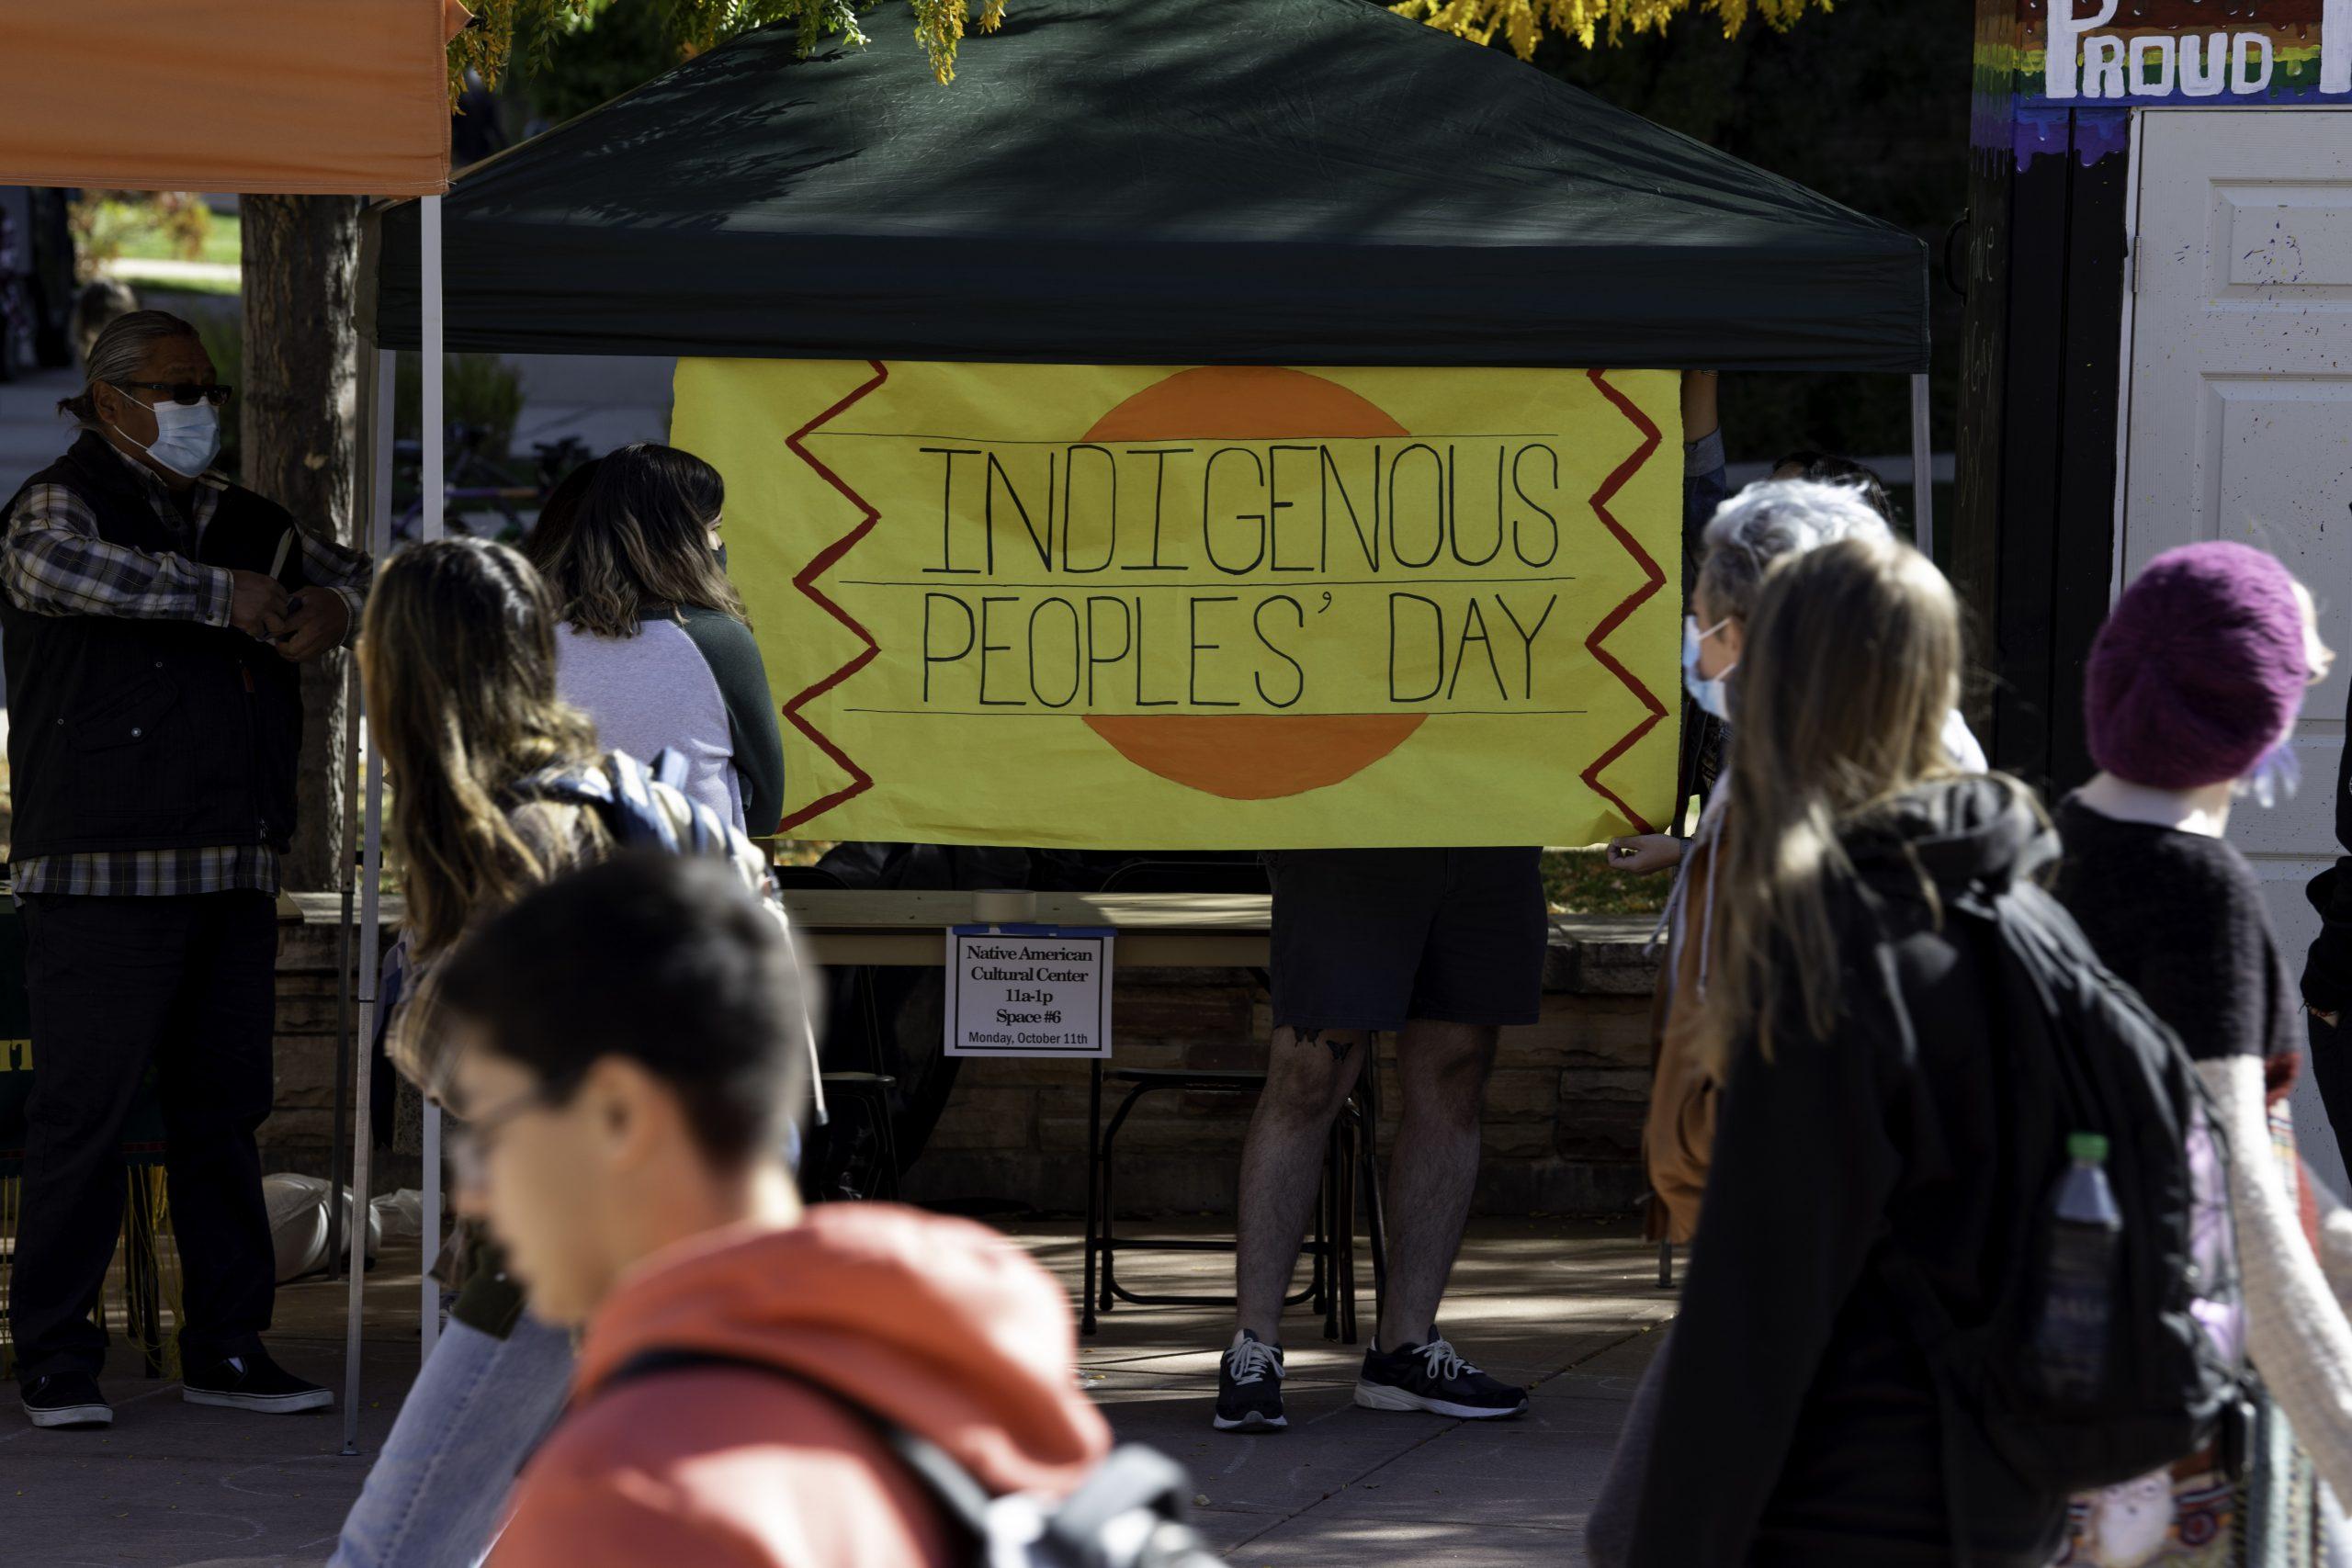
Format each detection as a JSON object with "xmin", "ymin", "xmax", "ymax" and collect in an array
[
  {"xmin": 446, "ymin": 1082, "xmax": 564, "ymax": 1193},
  {"xmin": 112, "ymin": 380, "xmax": 232, "ymax": 408}
]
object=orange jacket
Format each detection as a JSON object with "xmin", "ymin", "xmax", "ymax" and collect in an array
[
  {"xmin": 490, "ymin": 1204, "xmax": 1114, "ymax": 1568},
  {"xmin": 1644, "ymin": 832, "xmax": 1720, "ymax": 1245}
]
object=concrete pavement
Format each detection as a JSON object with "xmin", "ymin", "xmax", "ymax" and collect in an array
[{"xmin": 0, "ymin": 1217, "xmax": 1670, "ymax": 1565}]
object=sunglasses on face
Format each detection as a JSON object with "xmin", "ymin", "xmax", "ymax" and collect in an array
[{"xmin": 113, "ymin": 380, "xmax": 232, "ymax": 408}]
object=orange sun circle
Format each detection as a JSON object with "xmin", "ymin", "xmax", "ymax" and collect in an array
[{"xmin": 1076, "ymin": 367, "xmax": 1426, "ymax": 801}]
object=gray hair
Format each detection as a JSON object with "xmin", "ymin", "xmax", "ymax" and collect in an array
[
  {"xmin": 1696, "ymin": 479, "xmax": 1894, "ymax": 625},
  {"xmin": 55, "ymin": 310, "xmax": 200, "ymax": 427}
]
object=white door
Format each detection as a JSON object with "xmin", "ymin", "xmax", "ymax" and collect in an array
[{"xmin": 2122, "ymin": 107, "xmax": 2352, "ymax": 1194}]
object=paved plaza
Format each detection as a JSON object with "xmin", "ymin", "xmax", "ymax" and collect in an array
[{"xmin": 0, "ymin": 1217, "xmax": 1671, "ymax": 1566}]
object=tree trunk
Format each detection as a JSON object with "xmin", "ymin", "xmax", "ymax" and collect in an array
[{"xmin": 241, "ymin": 195, "xmax": 363, "ymax": 894}]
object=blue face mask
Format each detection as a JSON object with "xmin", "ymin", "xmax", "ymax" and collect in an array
[
  {"xmin": 110, "ymin": 389, "xmax": 220, "ymax": 479},
  {"xmin": 1682, "ymin": 615, "xmax": 1737, "ymax": 720}
]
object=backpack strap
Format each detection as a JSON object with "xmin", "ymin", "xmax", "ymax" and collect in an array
[
  {"xmin": 598, "ymin": 1348, "xmax": 1196, "ymax": 1564},
  {"xmin": 1045, "ymin": 1445, "xmax": 1199, "ymax": 1554},
  {"xmin": 605, "ymin": 750, "xmax": 686, "ymax": 854},
  {"xmin": 505, "ymin": 756, "xmax": 831, "ymax": 1135},
  {"xmin": 510, "ymin": 752, "xmax": 734, "ymax": 860}
]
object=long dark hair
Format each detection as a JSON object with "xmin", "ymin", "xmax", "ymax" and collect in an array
[
  {"xmin": 526, "ymin": 443, "xmax": 746, "ymax": 638},
  {"xmin": 361, "ymin": 539, "xmax": 601, "ymax": 957},
  {"xmin": 524, "ymin": 456, "xmax": 603, "ymax": 570}
]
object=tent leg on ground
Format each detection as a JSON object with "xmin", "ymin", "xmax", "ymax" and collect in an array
[
  {"xmin": 342, "ymin": 341, "xmax": 397, "ymax": 1458},
  {"xmin": 418, "ymin": 194, "xmax": 446, "ymax": 1369},
  {"xmin": 343, "ymin": 187, "xmax": 445, "ymax": 1443}
]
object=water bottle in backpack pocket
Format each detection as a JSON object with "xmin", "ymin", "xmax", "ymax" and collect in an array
[
  {"xmin": 1880, "ymin": 889, "xmax": 2252, "ymax": 1565},
  {"xmin": 2030, "ymin": 1132, "xmax": 2125, "ymax": 1403}
]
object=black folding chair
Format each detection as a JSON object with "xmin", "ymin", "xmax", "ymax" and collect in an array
[{"xmin": 1081, "ymin": 857, "xmax": 1387, "ymax": 1343}]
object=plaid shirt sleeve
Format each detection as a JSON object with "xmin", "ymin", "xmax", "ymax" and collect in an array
[
  {"xmin": 298, "ymin": 528, "xmax": 373, "ymax": 649},
  {"xmin": 2, "ymin": 482, "xmax": 234, "ymax": 626}
]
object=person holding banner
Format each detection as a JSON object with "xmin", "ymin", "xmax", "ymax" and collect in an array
[
  {"xmin": 1215, "ymin": 846, "xmax": 1542, "ymax": 1431},
  {"xmin": 2, "ymin": 310, "xmax": 369, "ymax": 1428}
]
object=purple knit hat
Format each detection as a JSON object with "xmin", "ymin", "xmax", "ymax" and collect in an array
[{"xmin": 2086, "ymin": 542, "xmax": 2309, "ymax": 790}]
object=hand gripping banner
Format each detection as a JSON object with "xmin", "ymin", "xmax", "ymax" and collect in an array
[{"xmin": 673, "ymin": 359, "xmax": 1681, "ymax": 849}]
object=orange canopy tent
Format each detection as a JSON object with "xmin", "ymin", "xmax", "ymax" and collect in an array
[
  {"xmin": 1, "ymin": 0, "xmax": 457, "ymax": 196},
  {"xmin": 0, "ymin": 0, "xmax": 458, "ymax": 1454}
]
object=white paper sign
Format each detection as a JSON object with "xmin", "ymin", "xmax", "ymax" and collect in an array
[{"xmin": 945, "ymin": 926, "xmax": 1114, "ymax": 1058}]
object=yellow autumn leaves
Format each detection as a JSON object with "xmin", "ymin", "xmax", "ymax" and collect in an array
[
  {"xmin": 910, "ymin": 0, "xmax": 1009, "ymax": 83},
  {"xmin": 450, "ymin": 0, "xmax": 1838, "ymax": 111},
  {"xmin": 1391, "ymin": 0, "xmax": 1836, "ymax": 57}
]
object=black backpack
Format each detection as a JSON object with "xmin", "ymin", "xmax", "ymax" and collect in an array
[
  {"xmin": 603, "ymin": 1348, "xmax": 1223, "ymax": 1568},
  {"xmin": 1879, "ymin": 881, "xmax": 2245, "ymax": 1562}
]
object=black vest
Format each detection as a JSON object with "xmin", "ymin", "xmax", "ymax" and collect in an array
[{"xmin": 1, "ymin": 433, "xmax": 307, "ymax": 860}]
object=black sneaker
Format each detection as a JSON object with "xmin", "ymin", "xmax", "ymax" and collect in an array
[
  {"xmin": 1355, "ymin": 1337, "xmax": 1528, "ymax": 1420},
  {"xmin": 182, "ymin": 1351, "xmax": 333, "ymax": 1415},
  {"xmin": 21, "ymin": 1371, "xmax": 111, "ymax": 1429},
  {"xmin": 1213, "ymin": 1329, "xmax": 1286, "ymax": 1432}
]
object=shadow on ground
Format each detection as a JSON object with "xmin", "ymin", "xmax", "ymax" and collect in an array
[{"xmin": 0, "ymin": 1217, "xmax": 1672, "ymax": 1566}]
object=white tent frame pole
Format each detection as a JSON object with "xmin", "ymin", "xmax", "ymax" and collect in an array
[
  {"xmin": 342, "ymin": 343, "xmax": 397, "ymax": 1457},
  {"xmin": 419, "ymin": 194, "xmax": 446, "ymax": 1366},
  {"xmin": 1910, "ymin": 372, "xmax": 1934, "ymax": 559}
]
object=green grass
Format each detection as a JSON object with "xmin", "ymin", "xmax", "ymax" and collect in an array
[
  {"xmin": 115, "ymin": 221, "xmax": 242, "ymax": 268},
  {"xmin": 109, "ymin": 264, "xmax": 241, "ymax": 296},
  {"xmin": 1543, "ymin": 846, "xmax": 1671, "ymax": 918}
]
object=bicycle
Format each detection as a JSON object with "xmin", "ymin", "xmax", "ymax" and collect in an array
[{"xmin": 390, "ymin": 425, "xmax": 592, "ymax": 545}]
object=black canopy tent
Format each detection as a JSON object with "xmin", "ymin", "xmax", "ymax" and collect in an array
[
  {"xmin": 344, "ymin": 0, "xmax": 1933, "ymax": 1394},
  {"xmin": 363, "ymin": 0, "xmax": 1928, "ymax": 374}
]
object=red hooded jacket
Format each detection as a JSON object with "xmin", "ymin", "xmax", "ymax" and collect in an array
[{"xmin": 490, "ymin": 1204, "xmax": 1112, "ymax": 1568}]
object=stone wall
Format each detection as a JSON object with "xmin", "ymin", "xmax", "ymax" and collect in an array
[
  {"xmin": 261, "ymin": 908, "xmax": 415, "ymax": 1190},
  {"xmin": 266, "ymin": 911, "xmax": 1662, "ymax": 1217},
  {"xmin": 262, "ymin": 914, "xmax": 349, "ymax": 1177}
]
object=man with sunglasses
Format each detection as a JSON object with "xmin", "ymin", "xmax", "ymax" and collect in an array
[{"xmin": 0, "ymin": 310, "xmax": 373, "ymax": 1429}]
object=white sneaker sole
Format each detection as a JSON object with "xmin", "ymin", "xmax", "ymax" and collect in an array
[
  {"xmin": 23, "ymin": 1402, "xmax": 112, "ymax": 1429},
  {"xmin": 1212, "ymin": 1410, "xmax": 1288, "ymax": 1432},
  {"xmin": 1353, "ymin": 1380, "xmax": 1528, "ymax": 1420},
  {"xmin": 183, "ymin": 1386, "xmax": 334, "ymax": 1414}
]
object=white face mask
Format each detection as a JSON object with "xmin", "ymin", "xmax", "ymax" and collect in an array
[
  {"xmin": 109, "ymin": 389, "xmax": 220, "ymax": 479},
  {"xmin": 1683, "ymin": 615, "xmax": 1737, "ymax": 720}
]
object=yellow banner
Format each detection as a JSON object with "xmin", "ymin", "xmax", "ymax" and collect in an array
[{"xmin": 673, "ymin": 359, "xmax": 1680, "ymax": 849}]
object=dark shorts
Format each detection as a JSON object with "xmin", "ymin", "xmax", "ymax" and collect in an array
[{"xmin": 1262, "ymin": 848, "xmax": 1546, "ymax": 1033}]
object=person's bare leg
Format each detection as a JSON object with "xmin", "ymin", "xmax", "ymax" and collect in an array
[
  {"xmin": 1234, "ymin": 1027, "xmax": 1368, "ymax": 1342},
  {"xmin": 1376, "ymin": 1020, "xmax": 1498, "ymax": 1349}
]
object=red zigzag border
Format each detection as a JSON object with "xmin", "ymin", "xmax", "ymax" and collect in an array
[
  {"xmin": 776, "ymin": 360, "xmax": 889, "ymax": 834},
  {"xmin": 1579, "ymin": 369, "xmax": 1668, "ymax": 836}
]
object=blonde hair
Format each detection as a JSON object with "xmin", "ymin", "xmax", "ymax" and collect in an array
[
  {"xmin": 361, "ymin": 539, "xmax": 603, "ymax": 957},
  {"xmin": 1700, "ymin": 533, "xmax": 1968, "ymax": 1077}
]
